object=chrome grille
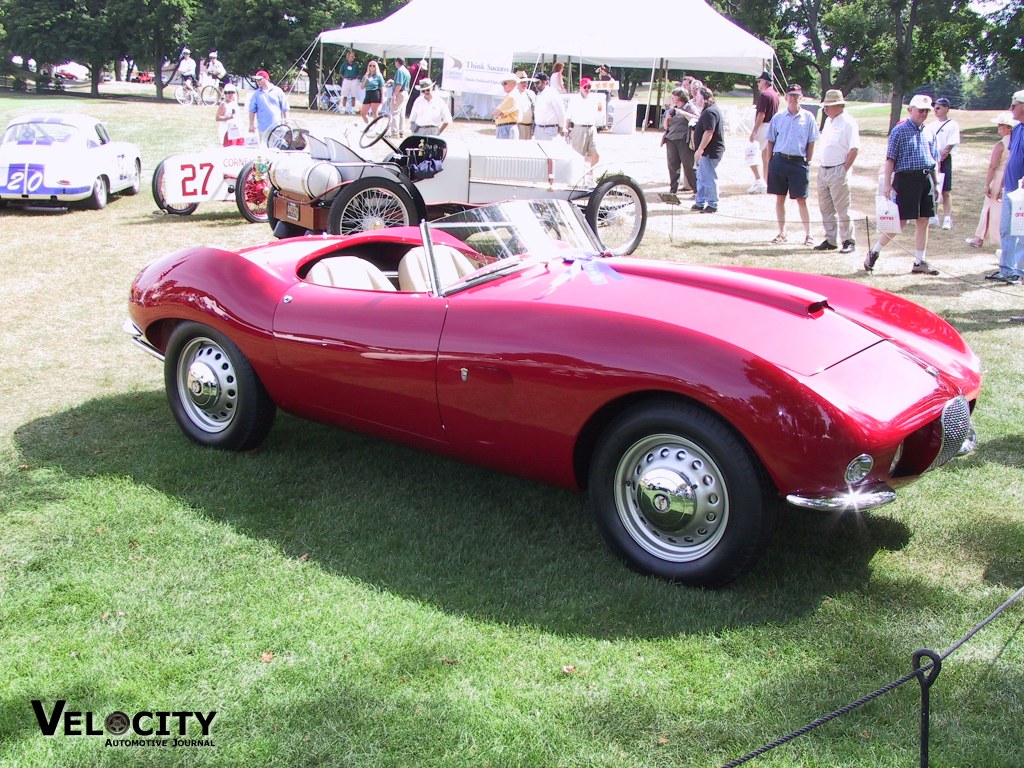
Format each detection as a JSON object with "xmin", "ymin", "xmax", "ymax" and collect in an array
[
  {"xmin": 928, "ymin": 395, "xmax": 974, "ymax": 471},
  {"xmin": 471, "ymin": 154, "xmax": 548, "ymax": 182}
]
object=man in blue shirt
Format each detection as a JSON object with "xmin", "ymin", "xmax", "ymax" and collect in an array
[
  {"xmin": 765, "ymin": 84, "xmax": 819, "ymax": 245},
  {"xmin": 864, "ymin": 94, "xmax": 941, "ymax": 275},
  {"xmin": 990, "ymin": 89, "xmax": 1024, "ymax": 283},
  {"xmin": 248, "ymin": 70, "xmax": 289, "ymax": 138},
  {"xmin": 390, "ymin": 58, "xmax": 411, "ymax": 137}
]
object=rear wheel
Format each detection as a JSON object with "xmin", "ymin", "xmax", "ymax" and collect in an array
[
  {"xmin": 152, "ymin": 160, "xmax": 199, "ymax": 215},
  {"xmin": 584, "ymin": 174, "xmax": 647, "ymax": 255},
  {"xmin": 86, "ymin": 176, "xmax": 108, "ymax": 209},
  {"xmin": 327, "ymin": 177, "xmax": 415, "ymax": 235},
  {"xmin": 200, "ymin": 85, "xmax": 220, "ymax": 106},
  {"xmin": 588, "ymin": 399, "xmax": 774, "ymax": 587},
  {"xmin": 235, "ymin": 161, "xmax": 269, "ymax": 223},
  {"xmin": 164, "ymin": 322, "xmax": 276, "ymax": 450},
  {"xmin": 173, "ymin": 85, "xmax": 191, "ymax": 106}
]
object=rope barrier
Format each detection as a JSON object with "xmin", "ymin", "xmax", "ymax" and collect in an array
[{"xmin": 718, "ymin": 584, "xmax": 1024, "ymax": 768}]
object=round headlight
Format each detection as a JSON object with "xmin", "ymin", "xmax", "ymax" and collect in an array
[{"xmin": 845, "ymin": 454, "xmax": 874, "ymax": 485}]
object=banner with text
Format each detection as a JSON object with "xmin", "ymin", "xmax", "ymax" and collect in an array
[{"xmin": 441, "ymin": 49, "xmax": 513, "ymax": 96}]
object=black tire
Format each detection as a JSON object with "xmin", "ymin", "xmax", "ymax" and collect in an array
[
  {"xmin": 235, "ymin": 161, "xmax": 269, "ymax": 223},
  {"xmin": 267, "ymin": 188, "xmax": 306, "ymax": 239},
  {"xmin": 327, "ymin": 177, "xmax": 415, "ymax": 235},
  {"xmin": 86, "ymin": 176, "xmax": 108, "ymax": 210},
  {"xmin": 588, "ymin": 399, "xmax": 774, "ymax": 588},
  {"xmin": 152, "ymin": 160, "xmax": 199, "ymax": 216},
  {"xmin": 164, "ymin": 322, "xmax": 276, "ymax": 451},
  {"xmin": 584, "ymin": 174, "xmax": 647, "ymax": 255}
]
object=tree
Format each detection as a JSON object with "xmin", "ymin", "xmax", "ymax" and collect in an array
[
  {"xmin": 785, "ymin": 0, "xmax": 983, "ymax": 130},
  {"xmin": 981, "ymin": 0, "xmax": 1024, "ymax": 83}
]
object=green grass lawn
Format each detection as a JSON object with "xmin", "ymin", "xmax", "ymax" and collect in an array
[{"xmin": 0, "ymin": 90, "xmax": 1022, "ymax": 767}]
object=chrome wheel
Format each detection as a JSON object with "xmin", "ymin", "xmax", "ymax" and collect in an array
[
  {"xmin": 613, "ymin": 433, "xmax": 729, "ymax": 562},
  {"xmin": 175, "ymin": 336, "xmax": 239, "ymax": 434}
]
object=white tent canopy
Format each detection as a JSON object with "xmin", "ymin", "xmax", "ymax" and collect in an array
[{"xmin": 319, "ymin": 0, "xmax": 773, "ymax": 76}]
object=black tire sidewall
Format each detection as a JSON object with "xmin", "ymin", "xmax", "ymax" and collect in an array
[
  {"xmin": 163, "ymin": 321, "xmax": 275, "ymax": 451},
  {"xmin": 584, "ymin": 174, "xmax": 647, "ymax": 255},
  {"xmin": 589, "ymin": 401, "xmax": 771, "ymax": 587}
]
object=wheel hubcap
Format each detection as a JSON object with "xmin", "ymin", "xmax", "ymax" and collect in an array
[
  {"xmin": 177, "ymin": 338, "xmax": 237, "ymax": 432},
  {"xmin": 613, "ymin": 434, "xmax": 728, "ymax": 562}
]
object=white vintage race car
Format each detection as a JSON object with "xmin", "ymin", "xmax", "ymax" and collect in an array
[
  {"xmin": 151, "ymin": 124, "xmax": 310, "ymax": 223},
  {"xmin": 267, "ymin": 115, "xmax": 647, "ymax": 254},
  {"xmin": 0, "ymin": 113, "xmax": 142, "ymax": 209}
]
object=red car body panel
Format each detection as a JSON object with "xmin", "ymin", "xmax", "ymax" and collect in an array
[{"xmin": 129, "ymin": 232, "xmax": 981, "ymax": 502}]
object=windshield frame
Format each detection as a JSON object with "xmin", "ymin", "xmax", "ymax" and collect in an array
[{"xmin": 421, "ymin": 199, "xmax": 604, "ymax": 297}]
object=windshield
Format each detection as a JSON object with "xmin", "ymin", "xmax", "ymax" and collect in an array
[{"xmin": 423, "ymin": 199, "xmax": 603, "ymax": 294}]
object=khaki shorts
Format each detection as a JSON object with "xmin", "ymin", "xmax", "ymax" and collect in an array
[{"xmin": 571, "ymin": 124, "xmax": 598, "ymax": 157}]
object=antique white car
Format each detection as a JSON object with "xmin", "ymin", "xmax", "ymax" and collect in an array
[
  {"xmin": 0, "ymin": 113, "xmax": 141, "ymax": 209},
  {"xmin": 151, "ymin": 124, "xmax": 310, "ymax": 223},
  {"xmin": 267, "ymin": 115, "xmax": 648, "ymax": 254}
]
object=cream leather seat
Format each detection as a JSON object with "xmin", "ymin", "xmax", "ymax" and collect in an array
[
  {"xmin": 306, "ymin": 256, "xmax": 396, "ymax": 291},
  {"xmin": 398, "ymin": 245, "xmax": 476, "ymax": 292}
]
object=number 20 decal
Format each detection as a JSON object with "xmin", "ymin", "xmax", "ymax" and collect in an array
[
  {"xmin": 179, "ymin": 162, "xmax": 215, "ymax": 197},
  {"xmin": 3, "ymin": 165, "xmax": 45, "ymax": 194}
]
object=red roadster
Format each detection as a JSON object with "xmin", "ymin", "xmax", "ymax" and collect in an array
[{"xmin": 126, "ymin": 200, "xmax": 981, "ymax": 587}]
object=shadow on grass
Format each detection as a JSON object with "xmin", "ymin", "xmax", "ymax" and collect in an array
[{"xmin": 14, "ymin": 391, "xmax": 919, "ymax": 639}]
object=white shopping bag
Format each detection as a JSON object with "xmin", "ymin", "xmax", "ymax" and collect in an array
[
  {"xmin": 1009, "ymin": 186, "xmax": 1024, "ymax": 237},
  {"xmin": 875, "ymin": 195, "xmax": 902, "ymax": 235},
  {"xmin": 743, "ymin": 140, "xmax": 759, "ymax": 166}
]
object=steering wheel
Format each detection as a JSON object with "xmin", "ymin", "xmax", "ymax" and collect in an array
[{"xmin": 360, "ymin": 113, "xmax": 391, "ymax": 149}]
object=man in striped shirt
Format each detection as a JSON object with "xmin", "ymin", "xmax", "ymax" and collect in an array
[{"xmin": 864, "ymin": 94, "xmax": 941, "ymax": 276}]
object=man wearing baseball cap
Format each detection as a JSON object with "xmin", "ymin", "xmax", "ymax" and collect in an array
[
  {"xmin": 864, "ymin": 94, "xmax": 941, "ymax": 275},
  {"xmin": 930, "ymin": 96, "xmax": 961, "ymax": 229},
  {"xmin": 747, "ymin": 70, "xmax": 778, "ymax": 193},
  {"xmin": 248, "ymin": 69, "xmax": 289, "ymax": 139}
]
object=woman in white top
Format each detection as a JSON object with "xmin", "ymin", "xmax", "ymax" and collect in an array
[
  {"xmin": 550, "ymin": 62, "xmax": 567, "ymax": 95},
  {"xmin": 216, "ymin": 84, "xmax": 245, "ymax": 146},
  {"xmin": 966, "ymin": 112, "xmax": 1017, "ymax": 249}
]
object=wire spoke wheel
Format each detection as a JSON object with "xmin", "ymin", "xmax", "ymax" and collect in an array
[
  {"xmin": 585, "ymin": 174, "xmax": 647, "ymax": 255},
  {"xmin": 327, "ymin": 178, "xmax": 414, "ymax": 235}
]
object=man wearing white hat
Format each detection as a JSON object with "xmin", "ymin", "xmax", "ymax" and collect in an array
[
  {"xmin": 408, "ymin": 79, "xmax": 451, "ymax": 136},
  {"xmin": 493, "ymin": 75, "xmax": 520, "ymax": 140},
  {"xmin": 813, "ymin": 89, "xmax": 860, "ymax": 254},
  {"xmin": 864, "ymin": 94, "xmax": 941, "ymax": 275}
]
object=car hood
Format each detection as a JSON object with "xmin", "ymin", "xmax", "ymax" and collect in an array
[{"xmin": 494, "ymin": 257, "xmax": 890, "ymax": 378}]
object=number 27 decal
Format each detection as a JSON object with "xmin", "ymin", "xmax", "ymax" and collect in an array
[{"xmin": 179, "ymin": 162, "xmax": 215, "ymax": 197}]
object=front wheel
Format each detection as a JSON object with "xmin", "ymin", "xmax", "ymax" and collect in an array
[
  {"xmin": 152, "ymin": 160, "xmax": 199, "ymax": 215},
  {"xmin": 164, "ymin": 322, "xmax": 276, "ymax": 450},
  {"xmin": 235, "ymin": 161, "xmax": 269, "ymax": 223},
  {"xmin": 327, "ymin": 177, "xmax": 415, "ymax": 235},
  {"xmin": 125, "ymin": 158, "xmax": 142, "ymax": 195},
  {"xmin": 588, "ymin": 399, "xmax": 774, "ymax": 587},
  {"xmin": 173, "ymin": 85, "xmax": 191, "ymax": 106},
  {"xmin": 584, "ymin": 174, "xmax": 647, "ymax": 255}
]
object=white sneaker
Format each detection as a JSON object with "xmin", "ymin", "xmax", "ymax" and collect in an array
[
  {"xmin": 746, "ymin": 180, "xmax": 766, "ymax": 194},
  {"xmin": 929, "ymin": 216, "xmax": 939, "ymax": 226},
  {"xmin": 941, "ymin": 217, "xmax": 952, "ymax": 230}
]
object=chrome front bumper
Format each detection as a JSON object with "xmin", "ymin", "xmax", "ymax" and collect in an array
[
  {"xmin": 122, "ymin": 318, "xmax": 165, "ymax": 361},
  {"xmin": 786, "ymin": 485, "xmax": 898, "ymax": 512}
]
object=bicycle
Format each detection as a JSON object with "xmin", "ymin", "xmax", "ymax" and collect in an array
[{"xmin": 174, "ymin": 77, "xmax": 219, "ymax": 106}]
